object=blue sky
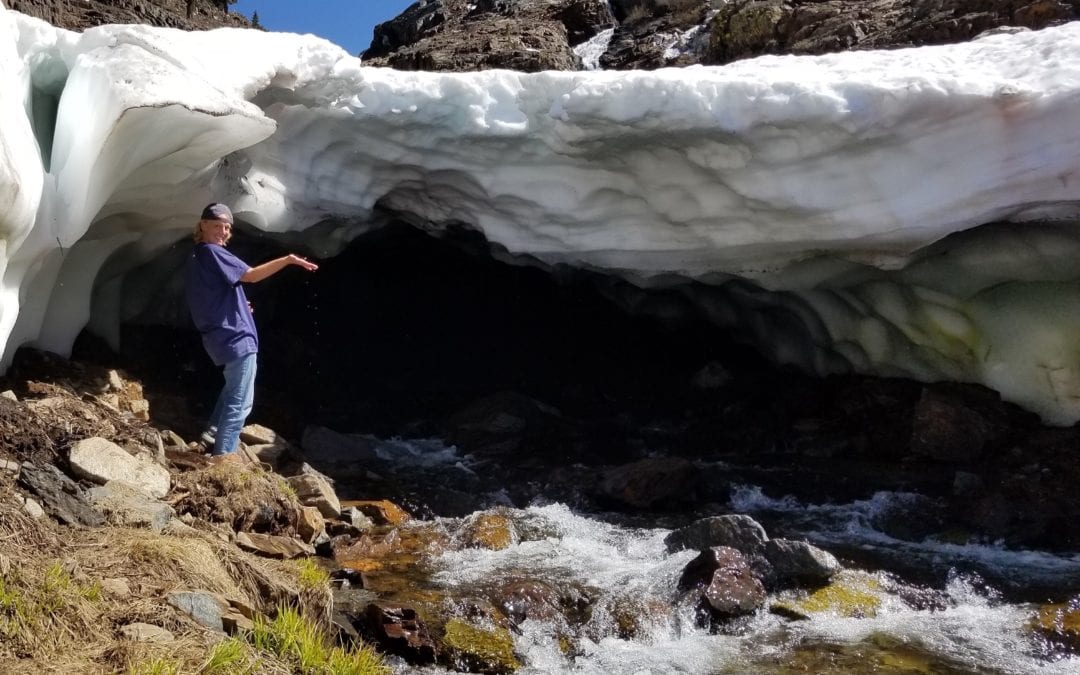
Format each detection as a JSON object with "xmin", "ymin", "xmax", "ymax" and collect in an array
[{"xmin": 231, "ymin": 1, "xmax": 415, "ymax": 56}]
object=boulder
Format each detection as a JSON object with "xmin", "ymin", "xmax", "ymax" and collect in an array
[
  {"xmin": 87, "ymin": 481, "xmax": 175, "ymax": 533},
  {"xmin": 347, "ymin": 500, "xmax": 411, "ymax": 526},
  {"xmin": 770, "ymin": 571, "xmax": 883, "ymax": 620},
  {"xmin": 287, "ymin": 473, "xmax": 341, "ymax": 518},
  {"xmin": 69, "ymin": 437, "xmax": 170, "ymax": 498},
  {"xmin": 597, "ymin": 457, "xmax": 697, "ymax": 509},
  {"xmin": 442, "ymin": 618, "xmax": 522, "ymax": 674},
  {"xmin": 764, "ymin": 539, "xmax": 840, "ymax": 587},
  {"xmin": 1030, "ymin": 600, "xmax": 1080, "ymax": 651},
  {"xmin": 167, "ymin": 591, "xmax": 229, "ymax": 631},
  {"xmin": 665, "ymin": 514, "xmax": 768, "ymax": 554},
  {"xmin": 910, "ymin": 389, "xmax": 994, "ymax": 462},
  {"xmin": 18, "ymin": 462, "xmax": 105, "ymax": 527},
  {"xmin": 460, "ymin": 511, "xmax": 515, "ymax": 550},
  {"xmin": 678, "ymin": 546, "xmax": 766, "ymax": 621}
]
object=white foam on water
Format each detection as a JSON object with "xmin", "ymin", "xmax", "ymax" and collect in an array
[
  {"xmin": 371, "ymin": 436, "xmax": 470, "ymax": 470},
  {"xmin": 574, "ymin": 28, "xmax": 614, "ymax": 71}
]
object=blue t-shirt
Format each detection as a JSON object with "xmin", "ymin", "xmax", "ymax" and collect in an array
[{"xmin": 185, "ymin": 243, "xmax": 258, "ymax": 366}]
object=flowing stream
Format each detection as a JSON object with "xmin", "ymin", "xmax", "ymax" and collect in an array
[{"xmin": 356, "ymin": 439, "xmax": 1080, "ymax": 674}]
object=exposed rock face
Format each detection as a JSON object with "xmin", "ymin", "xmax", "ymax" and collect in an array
[
  {"xmin": 365, "ymin": 0, "xmax": 1079, "ymax": 71},
  {"xmin": 6, "ymin": 0, "xmax": 249, "ymax": 32},
  {"xmin": 705, "ymin": 0, "xmax": 1079, "ymax": 65},
  {"xmin": 363, "ymin": 0, "xmax": 614, "ymax": 70}
]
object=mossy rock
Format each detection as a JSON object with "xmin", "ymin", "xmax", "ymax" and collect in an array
[
  {"xmin": 443, "ymin": 617, "xmax": 522, "ymax": 674},
  {"xmin": 770, "ymin": 571, "xmax": 882, "ymax": 620},
  {"xmin": 1030, "ymin": 601, "xmax": 1080, "ymax": 651}
]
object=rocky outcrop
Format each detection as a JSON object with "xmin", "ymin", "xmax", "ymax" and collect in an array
[
  {"xmin": 365, "ymin": 0, "xmax": 1079, "ymax": 71},
  {"xmin": 363, "ymin": 0, "xmax": 614, "ymax": 71},
  {"xmin": 6, "ymin": 0, "xmax": 250, "ymax": 32}
]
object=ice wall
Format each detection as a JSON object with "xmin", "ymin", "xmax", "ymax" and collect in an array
[{"xmin": 2, "ymin": 6, "xmax": 1080, "ymax": 422}]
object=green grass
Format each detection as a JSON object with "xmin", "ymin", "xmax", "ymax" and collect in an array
[
  {"xmin": 295, "ymin": 558, "xmax": 331, "ymax": 590},
  {"xmin": 128, "ymin": 657, "xmax": 181, "ymax": 675},
  {"xmin": 250, "ymin": 605, "xmax": 388, "ymax": 675},
  {"xmin": 201, "ymin": 637, "xmax": 259, "ymax": 674}
]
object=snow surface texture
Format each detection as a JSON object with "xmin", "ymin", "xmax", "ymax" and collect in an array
[{"xmin": 2, "ymin": 7, "xmax": 1080, "ymax": 422}]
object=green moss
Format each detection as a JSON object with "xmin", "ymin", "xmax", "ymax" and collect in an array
[
  {"xmin": 771, "ymin": 571, "xmax": 882, "ymax": 620},
  {"xmin": 443, "ymin": 617, "xmax": 522, "ymax": 674}
]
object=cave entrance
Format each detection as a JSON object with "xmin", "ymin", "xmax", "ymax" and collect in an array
[{"xmin": 75, "ymin": 220, "xmax": 764, "ymax": 442}]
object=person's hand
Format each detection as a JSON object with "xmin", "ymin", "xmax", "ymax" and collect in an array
[
  {"xmin": 288, "ymin": 254, "xmax": 318, "ymax": 271},
  {"xmin": 247, "ymin": 301, "xmax": 254, "ymax": 314}
]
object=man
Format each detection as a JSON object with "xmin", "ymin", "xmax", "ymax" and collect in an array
[{"xmin": 185, "ymin": 203, "xmax": 318, "ymax": 463}]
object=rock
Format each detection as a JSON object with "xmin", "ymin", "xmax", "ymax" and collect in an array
[
  {"xmin": 296, "ymin": 506, "xmax": 326, "ymax": 544},
  {"xmin": 246, "ymin": 442, "xmax": 289, "ymax": 466},
  {"xmin": 222, "ymin": 610, "xmax": 255, "ymax": 635},
  {"xmin": 69, "ymin": 437, "xmax": 170, "ymax": 498},
  {"xmin": 597, "ymin": 457, "xmax": 697, "ymax": 509},
  {"xmin": 163, "ymin": 518, "xmax": 200, "ymax": 537},
  {"xmin": 119, "ymin": 623, "xmax": 175, "ymax": 643},
  {"xmin": 339, "ymin": 506, "xmax": 376, "ymax": 531},
  {"xmin": 101, "ymin": 577, "xmax": 132, "ymax": 598},
  {"xmin": 364, "ymin": 603, "xmax": 437, "ymax": 665},
  {"xmin": 770, "ymin": 571, "xmax": 883, "ymax": 620},
  {"xmin": 18, "ymin": 462, "xmax": 106, "ymax": 527},
  {"xmin": 159, "ymin": 429, "xmax": 186, "ymax": 448},
  {"xmin": 235, "ymin": 531, "xmax": 315, "ymax": 560},
  {"xmin": 87, "ymin": 481, "xmax": 175, "ymax": 533},
  {"xmin": 0, "ymin": 458, "xmax": 19, "ymax": 474},
  {"xmin": 240, "ymin": 424, "xmax": 278, "ymax": 445},
  {"xmin": 347, "ymin": 500, "xmax": 411, "ymax": 526},
  {"xmin": 167, "ymin": 591, "xmax": 229, "ymax": 631},
  {"xmin": 491, "ymin": 579, "xmax": 563, "ymax": 625},
  {"xmin": 764, "ymin": 539, "xmax": 840, "ymax": 587},
  {"xmin": 299, "ymin": 426, "xmax": 380, "ymax": 475},
  {"xmin": 0, "ymin": 390, "xmax": 16, "ymax": 401},
  {"xmin": 677, "ymin": 546, "xmax": 766, "ymax": 620},
  {"xmin": 442, "ymin": 617, "xmax": 522, "ymax": 674},
  {"xmin": 21, "ymin": 495, "xmax": 45, "ymax": 519},
  {"xmin": 1030, "ymin": 600, "xmax": 1080, "ymax": 651},
  {"xmin": 910, "ymin": 389, "xmax": 994, "ymax": 462},
  {"xmin": 286, "ymin": 473, "xmax": 341, "ymax": 519},
  {"xmin": 665, "ymin": 514, "xmax": 769, "ymax": 554},
  {"xmin": 460, "ymin": 511, "xmax": 515, "ymax": 550}
]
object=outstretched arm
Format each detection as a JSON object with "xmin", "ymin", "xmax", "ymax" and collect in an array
[{"xmin": 241, "ymin": 254, "xmax": 319, "ymax": 283}]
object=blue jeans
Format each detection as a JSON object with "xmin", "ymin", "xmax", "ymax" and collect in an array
[{"xmin": 208, "ymin": 352, "xmax": 257, "ymax": 456}]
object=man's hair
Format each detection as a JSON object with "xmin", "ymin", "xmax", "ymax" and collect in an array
[{"xmin": 193, "ymin": 203, "xmax": 234, "ymax": 244}]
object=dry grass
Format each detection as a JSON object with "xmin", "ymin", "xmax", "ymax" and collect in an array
[
  {"xmin": 0, "ymin": 474, "xmax": 335, "ymax": 673},
  {"xmin": 171, "ymin": 464, "xmax": 303, "ymax": 535}
]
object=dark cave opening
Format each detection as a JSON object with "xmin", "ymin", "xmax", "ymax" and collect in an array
[{"xmin": 81, "ymin": 221, "xmax": 766, "ymax": 441}]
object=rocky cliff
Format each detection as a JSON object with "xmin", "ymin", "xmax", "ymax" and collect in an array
[
  {"xmin": 4, "ymin": 0, "xmax": 249, "ymax": 32},
  {"xmin": 363, "ymin": 0, "xmax": 1080, "ymax": 71}
]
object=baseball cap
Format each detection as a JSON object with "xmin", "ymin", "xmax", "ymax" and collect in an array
[{"xmin": 200, "ymin": 203, "xmax": 234, "ymax": 224}]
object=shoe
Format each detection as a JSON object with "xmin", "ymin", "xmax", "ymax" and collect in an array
[
  {"xmin": 200, "ymin": 430, "xmax": 216, "ymax": 446},
  {"xmin": 208, "ymin": 452, "xmax": 243, "ymax": 466}
]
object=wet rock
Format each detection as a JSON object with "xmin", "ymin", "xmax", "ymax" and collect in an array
[
  {"xmin": 119, "ymin": 623, "xmax": 175, "ymax": 643},
  {"xmin": 1030, "ymin": 599, "xmax": 1080, "ymax": 651},
  {"xmin": 167, "ymin": 591, "xmax": 229, "ymax": 631},
  {"xmin": 87, "ymin": 480, "xmax": 175, "ymax": 533},
  {"xmin": 665, "ymin": 514, "xmax": 768, "ymax": 555},
  {"xmin": 491, "ymin": 579, "xmax": 563, "ymax": 625},
  {"xmin": 442, "ymin": 617, "xmax": 522, "ymax": 674},
  {"xmin": 18, "ymin": 462, "xmax": 106, "ymax": 527},
  {"xmin": 764, "ymin": 539, "xmax": 841, "ymax": 587},
  {"xmin": 364, "ymin": 603, "xmax": 437, "ymax": 665},
  {"xmin": 677, "ymin": 546, "xmax": 766, "ymax": 621},
  {"xmin": 69, "ymin": 437, "xmax": 170, "ymax": 498},
  {"xmin": 770, "ymin": 571, "xmax": 883, "ymax": 620},
  {"xmin": 348, "ymin": 500, "xmax": 411, "ymax": 526},
  {"xmin": 459, "ymin": 511, "xmax": 515, "ymax": 550},
  {"xmin": 287, "ymin": 473, "xmax": 341, "ymax": 519},
  {"xmin": 235, "ymin": 531, "xmax": 315, "ymax": 560},
  {"xmin": 597, "ymin": 457, "xmax": 697, "ymax": 509},
  {"xmin": 442, "ymin": 391, "xmax": 564, "ymax": 456},
  {"xmin": 910, "ymin": 389, "xmax": 994, "ymax": 462}
]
